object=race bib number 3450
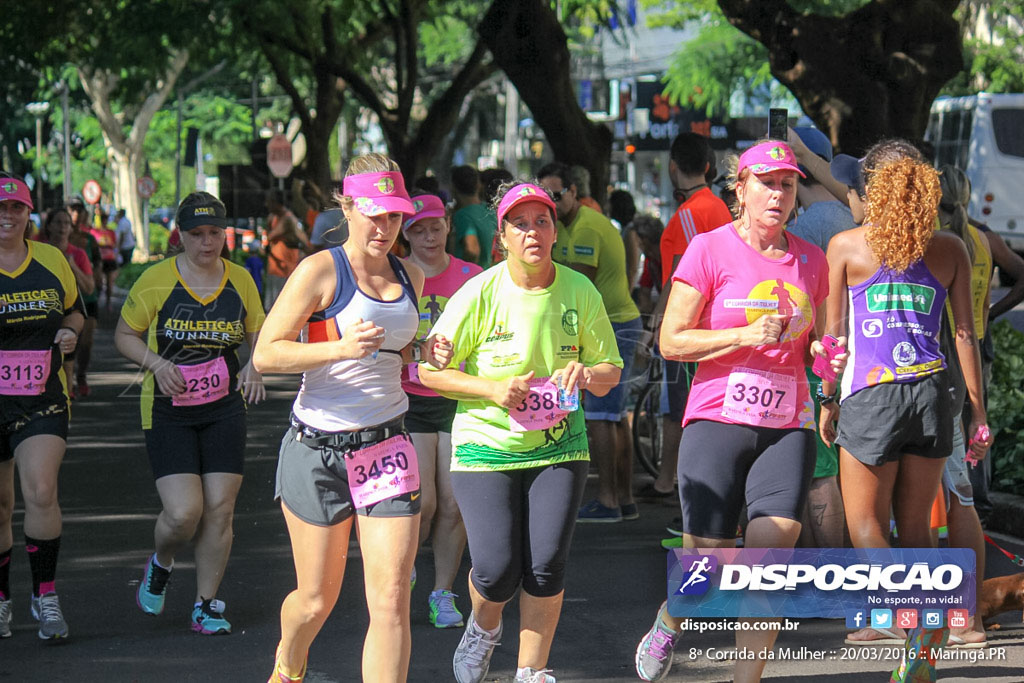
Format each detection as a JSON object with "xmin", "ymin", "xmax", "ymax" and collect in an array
[{"xmin": 345, "ymin": 435, "xmax": 420, "ymax": 508}]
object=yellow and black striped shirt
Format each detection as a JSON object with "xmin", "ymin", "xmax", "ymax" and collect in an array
[
  {"xmin": 1, "ymin": 241, "xmax": 82, "ymax": 420},
  {"xmin": 121, "ymin": 257, "xmax": 264, "ymax": 429}
]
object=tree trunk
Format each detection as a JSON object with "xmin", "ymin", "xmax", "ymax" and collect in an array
[
  {"xmin": 718, "ymin": 0, "xmax": 963, "ymax": 155},
  {"xmin": 79, "ymin": 50, "xmax": 188, "ymax": 261},
  {"xmin": 479, "ymin": 0, "xmax": 612, "ymax": 204}
]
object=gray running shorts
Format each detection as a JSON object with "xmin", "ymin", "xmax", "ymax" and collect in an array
[
  {"xmin": 274, "ymin": 426, "xmax": 421, "ymax": 527},
  {"xmin": 836, "ymin": 371, "xmax": 953, "ymax": 467}
]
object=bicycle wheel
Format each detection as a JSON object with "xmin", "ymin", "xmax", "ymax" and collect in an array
[{"xmin": 632, "ymin": 380, "xmax": 664, "ymax": 478}]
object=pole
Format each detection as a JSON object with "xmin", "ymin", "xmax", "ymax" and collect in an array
[
  {"xmin": 175, "ymin": 92, "xmax": 183, "ymax": 208},
  {"xmin": 61, "ymin": 85, "xmax": 72, "ymax": 202},
  {"xmin": 34, "ymin": 116, "xmax": 44, "ymax": 209},
  {"xmin": 251, "ymin": 79, "xmax": 259, "ymax": 144},
  {"xmin": 503, "ymin": 78, "xmax": 519, "ymax": 173}
]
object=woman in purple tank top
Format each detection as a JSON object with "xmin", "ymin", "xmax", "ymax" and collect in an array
[{"xmin": 819, "ymin": 140, "xmax": 992, "ymax": 676}]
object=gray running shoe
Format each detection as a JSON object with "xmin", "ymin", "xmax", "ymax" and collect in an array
[
  {"xmin": 635, "ymin": 602, "xmax": 680, "ymax": 681},
  {"xmin": 453, "ymin": 613, "xmax": 502, "ymax": 683},
  {"xmin": 31, "ymin": 592, "xmax": 69, "ymax": 640},
  {"xmin": 515, "ymin": 667, "xmax": 556, "ymax": 683},
  {"xmin": 0, "ymin": 599, "xmax": 11, "ymax": 638}
]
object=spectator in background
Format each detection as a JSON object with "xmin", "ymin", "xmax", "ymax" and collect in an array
[
  {"xmin": 786, "ymin": 127, "xmax": 857, "ymax": 253},
  {"xmin": 642, "ymin": 133, "xmax": 733, "ymax": 504},
  {"xmin": 632, "ymin": 215, "xmax": 665, "ymax": 320},
  {"xmin": 264, "ymin": 189, "xmax": 311, "ymax": 310},
  {"xmin": 116, "ymin": 209, "xmax": 136, "ymax": 265},
  {"xmin": 538, "ymin": 162, "xmax": 643, "ymax": 524},
  {"xmin": 310, "ymin": 183, "xmax": 347, "ymax": 252},
  {"xmin": 451, "ymin": 165, "xmax": 495, "ymax": 269},
  {"xmin": 608, "ymin": 189, "xmax": 640, "ymax": 293},
  {"xmin": 67, "ymin": 196, "xmax": 101, "ymax": 399},
  {"xmin": 243, "ymin": 241, "xmax": 265, "ymax": 297},
  {"xmin": 482, "ymin": 168, "xmax": 514, "ymax": 266},
  {"xmin": 571, "ymin": 165, "xmax": 603, "ymax": 214},
  {"xmin": 91, "ymin": 207, "xmax": 119, "ymax": 311}
]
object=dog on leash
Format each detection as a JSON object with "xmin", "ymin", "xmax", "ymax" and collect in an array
[{"xmin": 979, "ymin": 573, "xmax": 1024, "ymax": 629}]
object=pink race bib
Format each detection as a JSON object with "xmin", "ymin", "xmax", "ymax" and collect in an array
[
  {"xmin": 509, "ymin": 378, "xmax": 569, "ymax": 432},
  {"xmin": 0, "ymin": 349, "xmax": 51, "ymax": 396},
  {"xmin": 172, "ymin": 356, "xmax": 230, "ymax": 406},
  {"xmin": 721, "ymin": 367, "xmax": 796, "ymax": 427},
  {"xmin": 345, "ymin": 435, "xmax": 420, "ymax": 508}
]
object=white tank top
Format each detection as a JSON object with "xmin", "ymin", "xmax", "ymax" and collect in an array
[{"xmin": 291, "ymin": 248, "xmax": 419, "ymax": 431}]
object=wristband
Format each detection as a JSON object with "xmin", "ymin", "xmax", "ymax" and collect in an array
[
  {"xmin": 58, "ymin": 326, "xmax": 79, "ymax": 337},
  {"xmin": 815, "ymin": 384, "xmax": 838, "ymax": 406}
]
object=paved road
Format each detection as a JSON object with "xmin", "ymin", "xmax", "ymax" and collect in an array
[{"xmin": 3, "ymin": 315, "xmax": 1023, "ymax": 682}]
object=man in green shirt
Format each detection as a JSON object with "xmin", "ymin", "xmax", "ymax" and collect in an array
[
  {"xmin": 538, "ymin": 162, "xmax": 644, "ymax": 524},
  {"xmin": 451, "ymin": 165, "xmax": 496, "ymax": 269}
]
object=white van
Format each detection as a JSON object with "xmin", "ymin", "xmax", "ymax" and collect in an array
[{"xmin": 926, "ymin": 93, "xmax": 1024, "ymax": 251}]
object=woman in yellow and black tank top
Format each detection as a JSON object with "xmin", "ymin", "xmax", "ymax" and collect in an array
[
  {"xmin": 115, "ymin": 192, "xmax": 264, "ymax": 635},
  {"xmin": 0, "ymin": 176, "xmax": 83, "ymax": 640}
]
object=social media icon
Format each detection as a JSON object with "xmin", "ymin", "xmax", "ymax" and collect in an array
[
  {"xmin": 896, "ymin": 609, "xmax": 918, "ymax": 629},
  {"xmin": 923, "ymin": 609, "xmax": 943, "ymax": 628},
  {"xmin": 870, "ymin": 609, "xmax": 892, "ymax": 629},
  {"xmin": 948, "ymin": 609, "xmax": 968, "ymax": 629},
  {"xmin": 845, "ymin": 610, "xmax": 866, "ymax": 629}
]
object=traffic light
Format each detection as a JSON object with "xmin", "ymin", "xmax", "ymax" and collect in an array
[{"xmin": 625, "ymin": 143, "xmax": 636, "ymax": 160}]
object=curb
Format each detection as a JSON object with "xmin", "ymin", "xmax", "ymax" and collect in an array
[{"xmin": 989, "ymin": 491, "xmax": 1024, "ymax": 539}]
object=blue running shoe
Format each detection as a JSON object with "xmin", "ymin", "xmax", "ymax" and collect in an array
[
  {"xmin": 136, "ymin": 554, "xmax": 171, "ymax": 616},
  {"xmin": 576, "ymin": 499, "xmax": 622, "ymax": 523},
  {"xmin": 191, "ymin": 598, "xmax": 231, "ymax": 635},
  {"xmin": 429, "ymin": 589, "xmax": 464, "ymax": 628}
]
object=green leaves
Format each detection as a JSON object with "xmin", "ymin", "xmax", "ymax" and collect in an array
[{"xmin": 986, "ymin": 320, "xmax": 1024, "ymax": 493}]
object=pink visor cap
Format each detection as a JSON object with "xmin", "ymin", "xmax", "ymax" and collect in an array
[
  {"xmin": 497, "ymin": 183, "xmax": 557, "ymax": 226},
  {"xmin": 0, "ymin": 178, "xmax": 33, "ymax": 209},
  {"xmin": 403, "ymin": 195, "xmax": 447, "ymax": 231},
  {"xmin": 342, "ymin": 171, "xmax": 415, "ymax": 216},
  {"xmin": 737, "ymin": 141, "xmax": 805, "ymax": 178}
]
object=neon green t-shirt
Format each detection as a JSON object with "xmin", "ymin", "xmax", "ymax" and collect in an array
[
  {"xmin": 552, "ymin": 205, "xmax": 641, "ymax": 324},
  {"xmin": 424, "ymin": 263, "xmax": 622, "ymax": 471}
]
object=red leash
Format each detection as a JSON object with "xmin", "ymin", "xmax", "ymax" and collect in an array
[{"xmin": 984, "ymin": 534, "xmax": 1024, "ymax": 567}]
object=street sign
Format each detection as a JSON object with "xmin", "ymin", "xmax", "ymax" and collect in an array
[
  {"xmin": 137, "ymin": 175, "xmax": 158, "ymax": 199},
  {"xmin": 82, "ymin": 179, "xmax": 102, "ymax": 205},
  {"xmin": 267, "ymin": 134, "xmax": 293, "ymax": 178}
]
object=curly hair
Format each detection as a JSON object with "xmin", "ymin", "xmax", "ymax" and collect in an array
[{"xmin": 863, "ymin": 149, "xmax": 940, "ymax": 273}]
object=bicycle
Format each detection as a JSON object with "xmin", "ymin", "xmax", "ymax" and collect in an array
[{"xmin": 631, "ymin": 353, "xmax": 664, "ymax": 478}]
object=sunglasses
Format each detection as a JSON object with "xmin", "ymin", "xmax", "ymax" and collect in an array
[{"xmin": 550, "ymin": 189, "xmax": 567, "ymax": 201}]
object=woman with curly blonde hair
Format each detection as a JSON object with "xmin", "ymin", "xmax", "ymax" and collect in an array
[{"xmin": 818, "ymin": 140, "xmax": 991, "ymax": 679}]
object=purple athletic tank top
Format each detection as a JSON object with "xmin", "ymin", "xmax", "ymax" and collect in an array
[{"xmin": 841, "ymin": 260, "xmax": 946, "ymax": 400}]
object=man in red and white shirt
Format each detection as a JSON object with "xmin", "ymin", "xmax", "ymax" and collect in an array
[{"xmin": 643, "ymin": 133, "xmax": 733, "ymax": 501}]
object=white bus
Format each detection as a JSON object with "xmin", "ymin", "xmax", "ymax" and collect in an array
[{"xmin": 925, "ymin": 93, "xmax": 1024, "ymax": 251}]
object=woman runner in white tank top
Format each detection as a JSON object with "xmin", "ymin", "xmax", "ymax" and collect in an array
[{"xmin": 254, "ymin": 154, "xmax": 453, "ymax": 682}]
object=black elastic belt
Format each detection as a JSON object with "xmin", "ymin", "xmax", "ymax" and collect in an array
[{"xmin": 290, "ymin": 414, "xmax": 405, "ymax": 450}]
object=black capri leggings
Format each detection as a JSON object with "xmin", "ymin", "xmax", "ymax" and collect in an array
[
  {"xmin": 677, "ymin": 420, "xmax": 816, "ymax": 540},
  {"xmin": 451, "ymin": 459, "xmax": 588, "ymax": 603}
]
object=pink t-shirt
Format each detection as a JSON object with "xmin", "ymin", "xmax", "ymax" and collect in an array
[
  {"xmin": 402, "ymin": 256, "xmax": 483, "ymax": 396},
  {"xmin": 672, "ymin": 224, "xmax": 828, "ymax": 430}
]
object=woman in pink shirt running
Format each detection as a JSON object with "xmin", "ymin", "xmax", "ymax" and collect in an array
[{"xmin": 633, "ymin": 141, "xmax": 847, "ymax": 683}]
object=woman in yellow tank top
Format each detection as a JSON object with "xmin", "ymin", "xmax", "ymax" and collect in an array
[{"xmin": 934, "ymin": 164, "xmax": 991, "ymax": 649}]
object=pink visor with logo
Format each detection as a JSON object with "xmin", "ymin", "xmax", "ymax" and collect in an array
[
  {"xmin": 497, "ymin": 183, "xmax": 557, "ymax": 226},
  {"xmin": 737, "ymin": 142, "xmax": 805, "ymax": 178},
  {"xmin": 403, "ymin": 195, "xmax": 447, "ymax": 231},
  {"xmin": 342, "ymin": 171, "xmax": 415, "ymax": 216},
  {"xmin": 0, "ymin": 178, "xmax": 33, "ymax": 209}
]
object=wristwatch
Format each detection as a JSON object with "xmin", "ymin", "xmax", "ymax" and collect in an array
[
  {"xmin": 410, "ymin": 341, "xmax": 423, "ymax": 363},
  {"xmin": 815, "ymin": 385, "xmax": 838, "ymax": 406}
]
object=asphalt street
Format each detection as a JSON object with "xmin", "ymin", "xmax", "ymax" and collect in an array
[{"xmin": 2, "ymin": 311, "xmax": 1023, "ymax": 682}]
